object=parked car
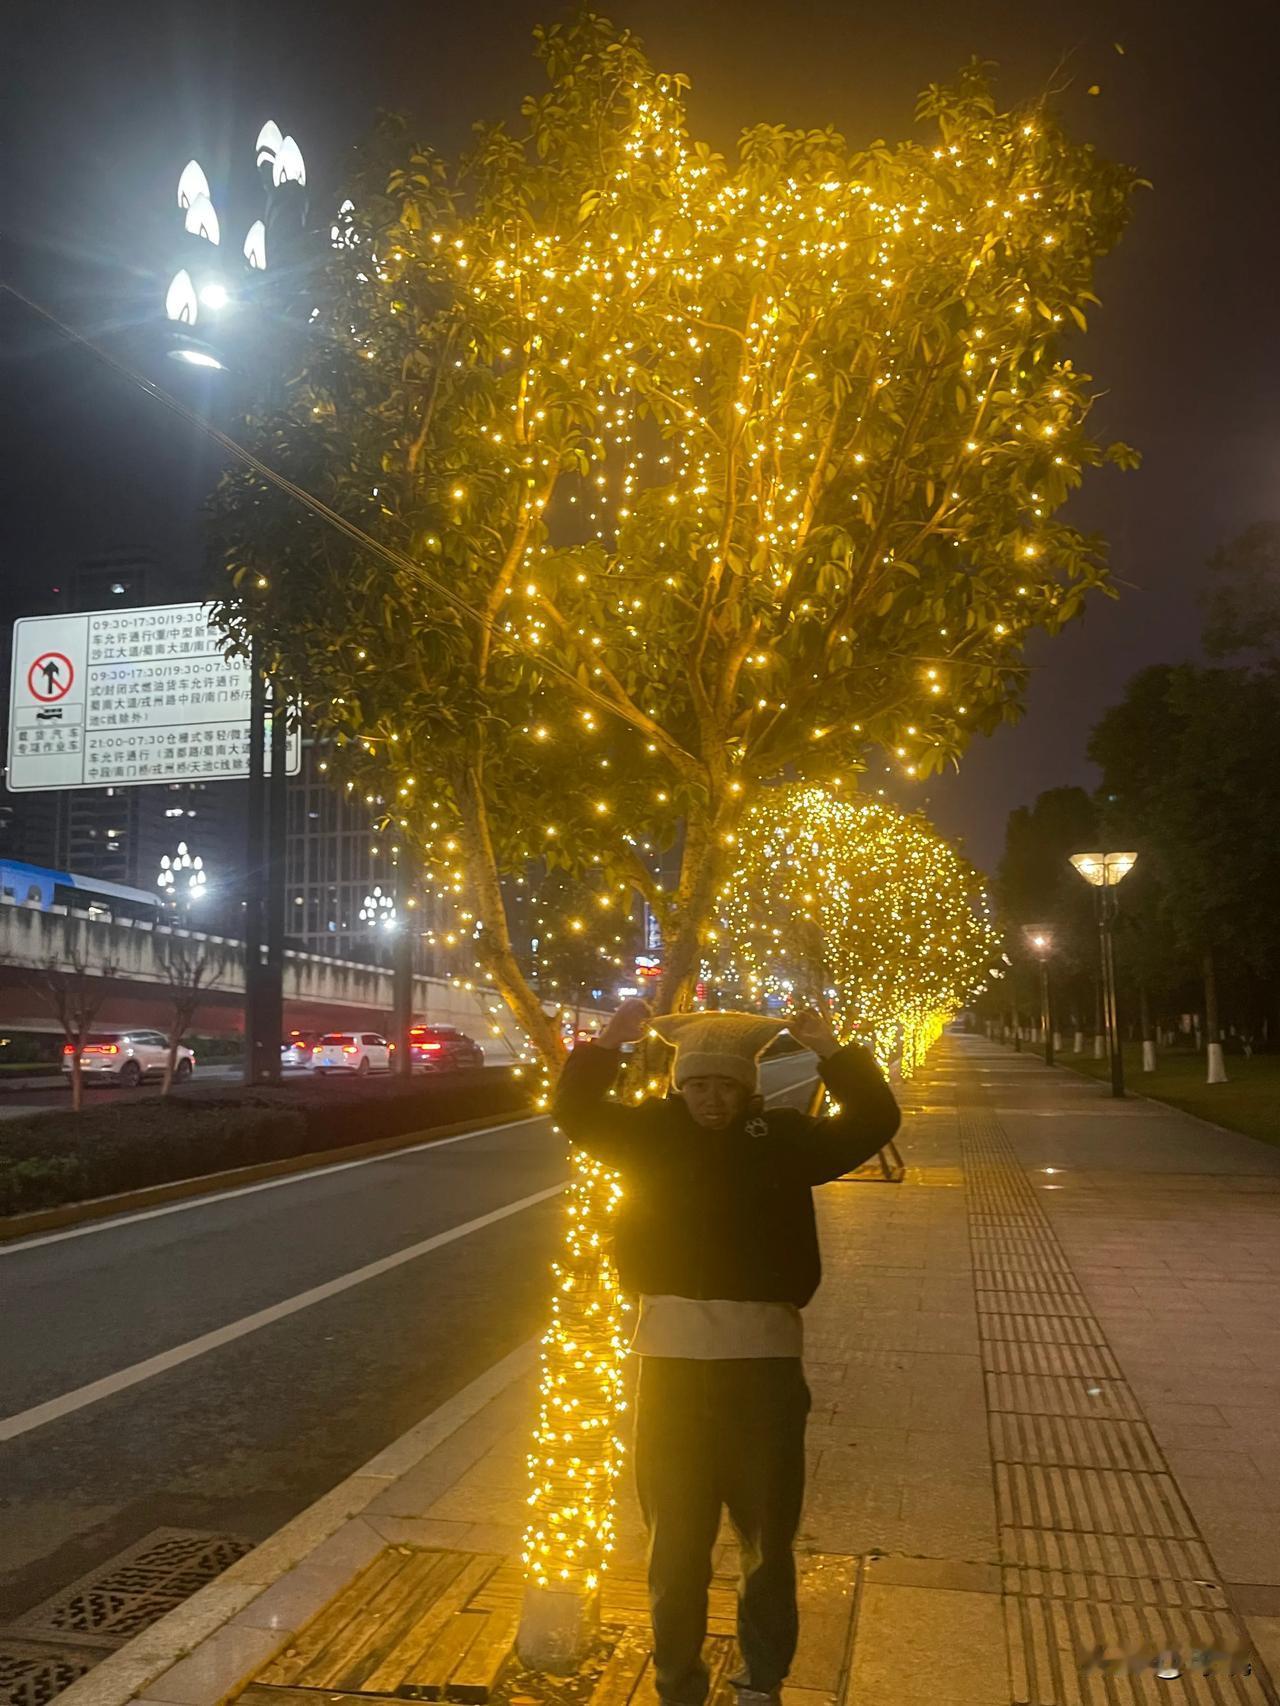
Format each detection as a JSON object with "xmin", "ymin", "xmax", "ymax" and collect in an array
[
  {"xmin": 280, "ymin": 1033, "xmax": 319, "ymax": 1068},
  {"xmin": 311, "ymin": 1032, "xmax": 391, "ymax": 1075},
  {"xmin": 62, "ymin": 1030, "xmax": 194, "ymax": 1088},
  {"xmin": 408, "ymin": 1025, "xmax": 485, "ymax": 1071}
]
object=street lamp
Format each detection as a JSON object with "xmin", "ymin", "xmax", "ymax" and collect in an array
[
  {"xmin": 158, "ymin": 842, "xmax": 208, "ymax": 916},
  {"xmin": 359, "ymin": 886, "xmax": 397, "ymax": 933},
  {"xmin": 160, "ymin": 120, "xmax": 311, "ymax": 1087},
  {"xmin": 1069, "ymin": 851, "xmax": 1137, "ymax": 1098},
  {"xmin": 1023, "ymin": 925, "xmax": 1055, "ymax": 1067}
]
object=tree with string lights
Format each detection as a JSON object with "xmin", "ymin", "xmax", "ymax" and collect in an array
[
  {"xmin": 212, "ymin": 13, "xmax": 1138, "ymax": 1054},
  {"xmin": 209, "ymin": 12, "xmax": 1138, "ymax": 1661},
  {"xmin": 715, "ymin": 785, "xmax": 1000, "ymax": 1074}
]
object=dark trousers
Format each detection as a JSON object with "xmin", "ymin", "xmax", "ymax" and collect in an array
[{"xmin": 634, "ymin": 1357, "xmax": 810, "ymax": 1705}]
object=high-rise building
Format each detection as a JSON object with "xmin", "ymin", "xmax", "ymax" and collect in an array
[{"xmin": 285, "ymin": 740, "xmax": 394, "ymax": 959}]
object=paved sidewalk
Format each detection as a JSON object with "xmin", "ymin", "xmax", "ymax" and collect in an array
[{"xmin": 56, "ymin": 1036, "xmax": 1280, "ymax": 1706}]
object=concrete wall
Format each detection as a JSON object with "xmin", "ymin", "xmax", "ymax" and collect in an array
[{"xmin": 0, "ymin": 900, "xmax": 606, "ymax": 1060}]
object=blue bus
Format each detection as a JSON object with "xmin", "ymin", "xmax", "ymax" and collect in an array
[{"xmin": 0, "ymin": 858, "xmax": 161, "ymax": 923}]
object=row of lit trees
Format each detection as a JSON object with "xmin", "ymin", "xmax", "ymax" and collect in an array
[
  {"xmin": 712, "ymin": 785, "xmax": 1000, "ymax": 1073},
  {"xmin": 207, "ymin": 14, "xmax": 1138, "ymax": 1664}
]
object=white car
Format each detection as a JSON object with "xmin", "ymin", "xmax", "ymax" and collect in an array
[
  {"xmin": 63, "ymin": 1030, "xmax": 195, "ymax": 1087},
  {"xmin": 311, "ymin": 1032, "xmax": 391, "ymax": 1076},
  {"xmin": 280, "ymin": 1035, "xmax": 319, "ymax": 1068}
]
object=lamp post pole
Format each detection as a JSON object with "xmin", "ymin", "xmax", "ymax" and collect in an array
[
  {"xmin": 1023, "ymin": 927, "xmax": 1055, "ymax": 1068},
  {"xmin": 161, "ymin": 124, "xmax": 308, "ymax": 1087},
  {"xmin": 244, "ymin": 644, "xmax": 268, "ymax": 1082},
  {"xmin": 1098, "ymin": 886, "xmax": 1123, "ymax": 1099},
  {"xmin": 1069, "ymin": 852, "xmax": 1137, "ymax": 1102}
]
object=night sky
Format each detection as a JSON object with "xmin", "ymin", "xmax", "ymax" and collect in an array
[{"xmin": 5, "ymin": 0, "xmax": 1278, "ymax": 869}]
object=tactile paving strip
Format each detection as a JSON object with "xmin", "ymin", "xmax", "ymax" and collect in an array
[
  {"xmin": 991, "ymin": 1414, "xmax": 1167, "ymax": 1474},
  {"xmin": 978, "ymin": 1310, "xmax": 1110, "ymax": 1348},
  {"xmin": 957, "ymin": 1095, "xmax": 1279, "ymax": 1703},
  {"xmin": 1004, "ymin": 1594, "xmax": 1267, "ymax": 1704},
  {"xmin": 984, "ymin": 1372, "xmax": 1145, "ymax": 1421},
  {"xmin": 982, "ymin": 1341, "xmax": 1123, "ymax": 1380},
  {"xmin": 995, "ymin": 1464, "xmax": 1198, "ymax": 1540}
]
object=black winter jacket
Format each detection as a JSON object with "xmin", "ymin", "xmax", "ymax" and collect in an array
[{"xmin": 553, "ymin": 1041, "xmax": 900, "ymax": 1308}]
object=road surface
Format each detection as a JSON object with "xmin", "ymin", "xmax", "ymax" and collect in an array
[
  {"xmin": 0, "ymin": 1061, "xmax": 490, "ymax": 1120},
  {"xmin": 0, "ymin": 1063, "xmax": 246, "ymax": 1119},
  {"xmin": 0, "ymin": 1053, "xmax": 818, "ymax": 1622}
]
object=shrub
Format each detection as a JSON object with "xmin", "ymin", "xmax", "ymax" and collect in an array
[{"xmin": 0, "ymin": 1069, "xmax": 534, "ymax": 1219}]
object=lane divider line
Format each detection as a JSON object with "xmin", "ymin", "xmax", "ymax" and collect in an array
[
  {"xmin": 0, "ymin": 1184, "xmax": 566, "ymax": 1443},
  {"xmin": 0, "ymin": 1114, "xmax": 549, "ymax": 1256},
  {"xmin": 3, "ymin": 1060, "xmax": 820, "ymax": 1256}
]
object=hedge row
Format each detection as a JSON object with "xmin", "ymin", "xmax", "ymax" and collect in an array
[{"xmin": 0, "ymin": 1071, "xmax": 534, "ymax": 1219}]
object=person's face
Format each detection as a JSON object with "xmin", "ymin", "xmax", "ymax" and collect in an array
[{"xmin": 680, "ymin": 1074, "xmax": 750, "ymax": 1130}]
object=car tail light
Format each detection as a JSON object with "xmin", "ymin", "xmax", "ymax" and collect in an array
[
  {"xmin": 421, "ymin": 1042, "xmax": 442, "ymax": 1052},
  {"xmin": 343, "ymin": 1045, "xmax": 358, "ymax": 1055},
  {"xmin": 311, "ymin": 1045, "xmax": 322, "ymax": 1054},
  {"xmin": 78, "ymin": 1043, "xmax": 119, "ymax": 1055}
]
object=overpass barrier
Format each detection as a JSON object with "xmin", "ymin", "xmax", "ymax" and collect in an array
[{"xmin": 0, "ymin": 900, "xmax": 608, "ymax": 1060}]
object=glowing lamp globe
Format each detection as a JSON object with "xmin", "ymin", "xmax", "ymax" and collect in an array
[
  {"xmin": 243, "ymin": 220, "xmax": 267, "ymax": 270},
  {"xmin": 164, "ymin": 270, "xmax": 198, "ymax": 324},
  {"xmin": 255, "ymin": 119, "xmax": 284, "ymax": 169},
  {"xmin": 184, "ymin": 193, "xmax": 220, "ymax": 245},
  {"xmin": 1069, "ymin": 851, "xmax": 1137, "ymax": 888},
  {"xmin": 177, "ymin": 159, "xmax": 210, "ymax": 211},
  {"xmin": 272, "ymin": 135, "xmax": 306, "ymax": 188}
]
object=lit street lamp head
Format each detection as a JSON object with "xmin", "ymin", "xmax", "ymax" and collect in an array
[
  {"xmin": 177, "ymin": 159, "xmax": 210, "ymax": 211},
  {"xmin": 1069, "ymin": 851, "xmax": 1138, "ymax": 888}
]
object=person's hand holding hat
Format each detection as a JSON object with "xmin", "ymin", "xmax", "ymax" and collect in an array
[
  {"xmin": 787, "ymin": 1007, "xmax": 841, "ymax": 1059},
  {"xmin": 597, "ymin": 996, "xmax": 652, "ymax": 1050}
]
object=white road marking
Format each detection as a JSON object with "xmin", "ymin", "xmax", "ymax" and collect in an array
[
  {"xmin": 0, "ymin": 1183, "xmax": 566, "ymax": 1443},
  {"xmin": 4, "ymin": 1061, "xmax": 820, "ymax": 1257},
  {"xmin": 0, "ymin": 1062, "xmax": 823, "ymax": 1442},
  {"xmin": 0, "ymin": 1113, "xmax": 549, "ymax": 1255}
]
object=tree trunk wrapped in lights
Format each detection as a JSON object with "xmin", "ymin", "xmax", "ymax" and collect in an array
[
  {"xmin": 519, "ymin": 1147, "xmax": 629, "ymax": 1667},
  {"xmin": 714, "ymin": 785, "xmax": 999, "ymax": 1072}
]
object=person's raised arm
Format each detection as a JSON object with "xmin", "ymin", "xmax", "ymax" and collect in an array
[
  {"xmin": 783, "ymin": 1008, "xmax": 901, "ymax": 1184},
  {"xmin": 552, "ymin": 997, "xmax": 652, "ymax": 1168}
]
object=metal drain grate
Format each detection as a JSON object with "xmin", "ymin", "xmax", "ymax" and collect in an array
[
  {"xmin": 9, "ymin": 1529, "xmax": 253, "ymax": 1648},
  {"xmin": 0, "ymin": 1641, "xmax": 105, "ymax": 1706}
]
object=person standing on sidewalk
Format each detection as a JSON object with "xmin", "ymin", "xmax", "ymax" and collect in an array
[{"xmin": 553, "ymin": 999, "xmax": 901, "ymax": 1706}]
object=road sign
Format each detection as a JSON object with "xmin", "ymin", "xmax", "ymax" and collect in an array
[
  {"xmin": 28, "ymin": 652, "xmax": 75, "ymax": 702},
  {"xmin": 6, "ymin": 602, "xmax": 301, "ymax": 792}
]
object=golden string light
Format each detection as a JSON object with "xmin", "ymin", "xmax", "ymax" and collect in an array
[
  {"xmin": 715, "ymin": 786, "xmax": 999, "ymax": 1075},
  {"xmin": 523, "ymin": 1149, "xmax": 628, "ymax": 1597}
]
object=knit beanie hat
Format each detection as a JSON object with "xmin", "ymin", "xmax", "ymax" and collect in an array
[{"xmin": 650, "ymin": 1011, "xmax": 788, "ymax": 1092}]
